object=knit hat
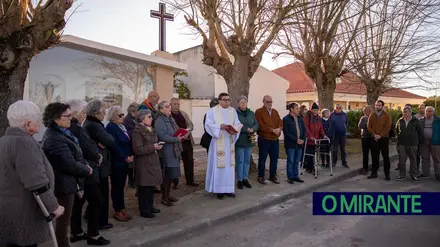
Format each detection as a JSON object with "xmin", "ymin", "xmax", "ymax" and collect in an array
[{"xmin": 311, "ymin": 102, "xmax": 319, "ymax": 110}]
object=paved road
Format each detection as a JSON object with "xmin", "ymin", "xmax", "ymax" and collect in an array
[{"xmin": 161, "ymin": 169, "xmax": 440, "ymax": 247}]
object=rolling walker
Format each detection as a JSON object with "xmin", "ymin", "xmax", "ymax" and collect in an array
[{"xmin": 300, "ymin": 138, "xmax": 333, "ymax": 178}]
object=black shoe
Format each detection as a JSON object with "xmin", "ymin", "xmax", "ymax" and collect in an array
[
  {"xmin": 140, "ymin": 212, "xmax": 156, "ymax": 218},
  {"xmin": 287, "ymin": 178, "xmax": 294, "ymax": 184},
  {"xmin": 237, "ymin": 181, "xmax": 243, "ymax": 190},
  {"xmin": 217, "ymin": 193, "xmax": 224, "ymax": 199},
  {"xmin": 87, "ymin": 236, "xmax": 110, "ymax": 245},
  {"xmin": 70, "ymin": 233, "xmax": 87, "ymax": 243},
  {"xmin": 293, "ymin": 178, "xmax": 304, "ymax": 183},
  {"xmin": 128, "ymin": 182, "xmax": 136, "ymax": 188},
  {"xmin": 325, "ymin": 164, "xmax": 330, "ymax": 168},
  {"xmin": 226, "ymin": 193, "xmax": 236, "ymax": 198},
  {"xmin": 187, "ymin": 182, "xmax": 199, "ymax": 186},
  {"xmin": 152, "ymin": 207, "xmax": 161, "ymax": 214},
  {"xmin": 367, "ymin": 174, "xmax": 378, "ymax": 179},
  {"xmin": 98, "ymin": 224, "xmax": 113, "ymax": 230},
  {"xmin": 154, "ymin": 187, "xmax": 161, "ymax": 194},
  {"xmin": 396, "ymin": 176, "xmax": 406, "ymax": 180},
  {"xmin": 385, "ymin": 175, "xmax": 391, "ymax": 181},
  {"xmin": 394, "ymin": 167, "xmax": 400, "ymax": 171},
  {"xmin": 342, "ymin": 164, "xmax": 349, "ymax": 168},
  {"xmin": 243, "ymin": 180, "xmax": 252, "ymax": 188},
  {"xmin": 321, "ymin": 164, "xmax": 325, "ymax": 168},
  {"xmin": 412, "ymin": 176, "xmax": 420, "ymax": 182},
  {"xmin": 419, "ymin": 174, "xmax": 429, "ymax": 178}
]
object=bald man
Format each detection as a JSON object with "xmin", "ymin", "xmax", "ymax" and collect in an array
[
  {"xmin": 255, "ymin": 95, "xmax": 283, "ymax": 185},
  {"xmin": 138, "ymin": 90, "xmax": 160, "ymax": 123}
]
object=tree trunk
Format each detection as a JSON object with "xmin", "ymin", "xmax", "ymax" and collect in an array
[
  {"xmin": 0, "ymin": 52, "xmax": 30, "ymax": 136},
  {"xmin": 365, "ymin": 82, "xmax": 382, "ymax": 106},
  {"xmin": 223, "ymin": 56, "xmax": 259, "ymax": 173},
  {"xmin": 314, "ymin": 72, "xmax": 336, "ymax": 111},
  {"xmin": 224, "ymin": 56, "xmax": 252, "ymax": 108}
]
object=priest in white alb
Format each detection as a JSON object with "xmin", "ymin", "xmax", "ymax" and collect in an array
[{"xmin": 205, "ymin": 93, "xmax": 243, "ymax": 199}]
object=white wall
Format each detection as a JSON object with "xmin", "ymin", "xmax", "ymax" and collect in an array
[
  {"xmin": 173, "ymin": 46, "xmax": 216, "ymax": 98},
  {"xmin": 214, "ymin": 66, "xmax": 290, "ymax": 116},
  {"xmin": 179, "ymin": 99, "xmax": 211, "ymax": 142}
]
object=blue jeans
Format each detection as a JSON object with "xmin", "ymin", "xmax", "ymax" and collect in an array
[
  {"xmin": 258, "ymin": 137, "xmax": 279, "ymax": 178},
  {"xmin": 286, "ymin": 148, "xmax": 302, "ymax": 179},
  {"xmin": 235, "ymin": 147, "xmax": 252, "ymax": 181}
]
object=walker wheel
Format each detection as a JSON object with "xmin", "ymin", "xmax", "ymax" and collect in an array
[{"xmin": 330, "ymin": 174, "xmax": 333, "ymax": 176}]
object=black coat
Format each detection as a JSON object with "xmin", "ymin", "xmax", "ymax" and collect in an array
[
  {"xmin": 283, "ymin": 114, "xmax": 307, "ymax": 150},
  {"xmin": 200, "ymin": 113, "xmax": 212, "ymax": 149},
  {"xmin": 83, "ymin": 116, "xmax": 115, "ymax": 178},
  {"xmin": 42, "ymin": 126, "xmax": 90, "ymax": 196},
  {"xmin": 123, "ymin": 114, "xmax": 136, "ymax": 139},
  {"xmin": 69, "ymin": 118, "xmax": 100, "ymax": 184}
]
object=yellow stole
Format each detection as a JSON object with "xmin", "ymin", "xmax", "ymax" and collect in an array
[{"xmin": 215, "ymin": 106, "xmax": 237, "ymax": 168}]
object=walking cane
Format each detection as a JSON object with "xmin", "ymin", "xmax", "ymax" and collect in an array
[{"xmin": 33, "ymin": 192, "xmax": 58, "ymax": 247}]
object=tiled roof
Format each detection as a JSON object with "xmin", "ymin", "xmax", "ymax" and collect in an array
[{"xmin": 272, "ymin": 62, "xmax": 426, "ymax": 99}]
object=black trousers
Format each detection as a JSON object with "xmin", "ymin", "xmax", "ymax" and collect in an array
[
  {"xmin": 71, "ymin": 183, "xmax": 102, "ymax": 237},
  {"xmin": 127, "ymin": 167, "xmax": 135, "ymax": 185},
  {"xmin": 8, "ymin": 244, "xmax": 37, "ymax": 247},
  {"xmin": 304, "ymin": 145, "xmax": 316, "ymax": 170},
  {"xmin": 361, "ymin": 138, "xmax": 372, "ymax": 170},
  {"xmin": 111, "ymin": 166, "xmax": 128, "ymax": 212},
  {"xmin": 371, "ymin": 138, "xmax": 390, "ymax": 176},
  {"xmin": 138, "ymin": 186, "xmax": 155, "ymax": 214},
  {"xmin": 320, "ymin": 140, "xmax": 331, "ymax": 165},
  {"xmin": 98, "ymin": 177, "xmax": 110, "ymax": 226},
  {"xmin": 182, "ymin": 141, "xmax": 195, "ymax": 184}
]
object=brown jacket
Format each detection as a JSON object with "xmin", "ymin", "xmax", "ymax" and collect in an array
[
  {"xmin": 0, "ymin": 128, "xmax": 59, "ymax": 246},
  {"xmin": 132, "ymin": 123, "xmax": 163, "ymax": 187},
  {"xmin": 180, "ymin": 110, "xmax": 195, "ymax": 146},
  {"xmin": 255, "ymin": 106, "xmax": 283, "ymax": 140},
  {"xmin": 368, "ymin": 111, "xmax": 392, "ymax": 138}
]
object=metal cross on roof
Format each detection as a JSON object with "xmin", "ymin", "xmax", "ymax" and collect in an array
[{"xmin": 150, "ymin": 2, "xmax": 174, "ymax": 52}]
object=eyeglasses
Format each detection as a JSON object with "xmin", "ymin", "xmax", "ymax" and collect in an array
[
  {"xmin": 61, "ymin": 114, "xmax": 72, "ymax": 118},
  {"xmin": 164, "ymin": 105, "xmax": 171, "ymax": 108},
  {"xmin": 118, "ymin": 113, "xmax": 124, "ymax": 118}
]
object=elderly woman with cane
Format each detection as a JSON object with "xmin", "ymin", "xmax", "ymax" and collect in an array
[{"xmin": 0, "ymin": 100, "xmax": 64, "ymax": 247}]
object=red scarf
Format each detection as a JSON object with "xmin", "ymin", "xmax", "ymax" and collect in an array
[{"xmin": 142, "ymin": 99, "xmax": 153, "ymax": 110}]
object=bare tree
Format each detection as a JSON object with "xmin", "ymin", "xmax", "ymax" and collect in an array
[
  {"xmin": 274, "ymin": 0, "xmax": 369, "ymax": 110},
  {"xmin": 0, "ymin": 0, "xmax": 73, "ymax": 135},
  {"xmin": 85, "ymin": 55, "xmax": 154, "ymax": 103},
  {"xmin": 164, "ymin": 0, "xmax": 300, "ymax": 106},
  {"xmin": 344, "ymin": 0, "xmax": 440, "ymax": 104}
]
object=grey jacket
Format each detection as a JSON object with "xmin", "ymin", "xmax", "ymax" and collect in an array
[
  {"xmin": 155, "ymin": 114, "xmax": 182, "ymax": 168},
  {"xmin": 0, "ymin": 128, "xmax": 59, "ymax": 246},
  {"xmin": 358, "ymin": 115, "xmax": 371, "ymax": 138}
]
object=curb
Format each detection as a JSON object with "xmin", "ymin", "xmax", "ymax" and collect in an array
[{"xmin": 132, "ymin": 154, "xmax": 398, "ymax": 247}]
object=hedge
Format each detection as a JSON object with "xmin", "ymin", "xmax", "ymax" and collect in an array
[{"xmin": 346, "ymin": 109, "xmax": 402, "ymax": 138}]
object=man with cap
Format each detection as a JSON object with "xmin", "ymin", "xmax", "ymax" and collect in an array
[{"xmin": 303, "ymin": 102, "xmax": 327, "ymax": 173}]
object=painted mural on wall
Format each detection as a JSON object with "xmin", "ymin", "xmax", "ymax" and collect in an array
[{"xmin": 28, "ymin": 46, "xmax": 155, "ymax": 111}]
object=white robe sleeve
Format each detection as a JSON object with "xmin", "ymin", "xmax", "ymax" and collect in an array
[
  {"xmin": 233, "ymin": 110, "xmax": 243, "ymax": 143},
  {"xmin": 205, "ymin": 108, "xmax": 222, "ymax": 139}
]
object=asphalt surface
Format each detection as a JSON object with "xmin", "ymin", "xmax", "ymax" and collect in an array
[{"xmin": 161, "ymin": 168, "xmax": 440, "ymax": 247}]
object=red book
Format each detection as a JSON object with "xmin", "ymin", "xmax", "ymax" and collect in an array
[
  {"xmin": 225, "ymin": 125, "xmax": 238, "ymax": 134},
  {"xmin": 173, "ymin": 128, "xmax": 189, "ymax": 137}
]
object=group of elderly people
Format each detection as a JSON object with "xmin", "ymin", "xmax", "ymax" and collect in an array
[{"xmin": 0, "ymin": 95, "xmax": 194, "ymax": 247}]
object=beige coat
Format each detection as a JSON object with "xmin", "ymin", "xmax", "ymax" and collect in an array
[
  {"xmin": 132, "ymin": 123, "xmax": 163, "ymax": 187},
  {"xmin": 180, "ymin": 110, "xmax": 195, "ymax": 146},
  {"xmin": 0, "ymin": 128, "xmax": 59, "ymax": 246}
]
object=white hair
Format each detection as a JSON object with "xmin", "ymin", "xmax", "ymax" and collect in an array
[
  {"xmin": 66, "ymin": 99, "xmax": 87, "ymax": 116},
  {"xmin": 426, "ymin": 106, "xmax": 435, "ymax": 112},
  {"xmin": 106, "ymin": 105, "xmax": 122, "ymax": 122},
  {"xmin": 7, "ymin": 100, "xmax": 41, "ymax": 128}
]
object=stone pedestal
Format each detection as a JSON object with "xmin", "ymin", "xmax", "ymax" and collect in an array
[{"xmin": 150, "ymin": 50, "xmax": 176, "ymax": 102}]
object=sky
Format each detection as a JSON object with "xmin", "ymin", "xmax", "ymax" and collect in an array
[{"xmin": 61, "ymin": 0, "xmax": 438, "ymax": 97}]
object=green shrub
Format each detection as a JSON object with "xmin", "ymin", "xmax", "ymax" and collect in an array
[
  {"xmin": 347, "ymin": 110, "xmax": 363, "ymax": 138},
  {"xmin": 346, "ymin": 109, "xmax": 402, "ymax": 138}
]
